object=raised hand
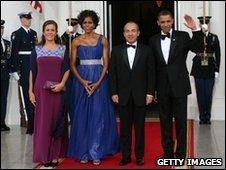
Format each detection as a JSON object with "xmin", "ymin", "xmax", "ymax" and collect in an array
[{"xmin": 184, "ymin": 14, "xmax": 197, "ymax": 30}]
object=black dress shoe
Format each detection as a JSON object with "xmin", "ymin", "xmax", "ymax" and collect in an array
[
  {"xmin": 51, "ymin": 161, "xmax": 59, "ymax": 167},
  {"xmin": 26, "ymin": 128, "xmax": 33, "ymax": 135},
  {"xmin": 174, "ymin": 155, "xmax": 186, "ymax": 166},
  {"xmin": 155, "ymin": 153, "xmax": 174, "ymax": 165},
  {"xmin": 1, "ymin": 124, "xmax": 10, "ymax": 131},
  {"xmin": 205, "ymin": 120, "xmax": 211, "ymax": 124},
  {"xmin": 119, "ymin": 157, "xmax": 131, "ymax": 166},
  {"xmin": 43, "ymin": 162, "xmax": 53, "ymax": 167},
  {"xmin": 199, "ymin": 120, "xmax": 205, "ymax": 124},
  {"xmin": 43, "ymin": 161, "xmax": 58, "ymax": 167},
  {"xmin": 136, "ymin": 158, "xmax": 145, "ymax": 165}
]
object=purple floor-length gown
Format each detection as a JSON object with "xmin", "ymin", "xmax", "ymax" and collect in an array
[{"xmin": 31, "ymin": 45, "xmax": 69, "ymax": 163}]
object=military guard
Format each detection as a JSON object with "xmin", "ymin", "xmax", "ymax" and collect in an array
[
  {"xmin": 11, "ymin": 11, "xmax": 38, "ymax": 134},
  {"xmin": 61, "ymin": 18, "xmax": 80, "ymax": 49},
  {"xmin": 1, "ymin": 20, "xmax": 12, "ymax": 131},
  {"xmin": 190, "ymin": 16, "xmax": 221, "ymax": 124},
  {"xmin": 61, "ymin": 18, "xmax": 80, "ymax": 123}
]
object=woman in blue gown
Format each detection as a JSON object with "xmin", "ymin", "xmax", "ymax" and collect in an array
[{"xmin": 67, "ymin": 10, "xmax": 118, "ymax": 165}]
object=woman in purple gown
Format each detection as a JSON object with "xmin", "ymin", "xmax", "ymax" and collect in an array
[
  {"xmin": 29, "ymin": 20, "xmax": 70, "ymax": 167},
  {"xmin": 67, "ymin": 10, "xmax": 119, "ymax": 165}
]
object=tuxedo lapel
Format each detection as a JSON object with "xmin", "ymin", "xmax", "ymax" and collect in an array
[
  {"xmin": 122, "ymin": 45, "xmax": 130, "ymax": 69},
  {"xmin": 168, "ymin": 31, "xmax": 177, "ymax": 64},
  {"xmin": 156, "ymin": 34, "xmax": 166, "ymax": 64}
]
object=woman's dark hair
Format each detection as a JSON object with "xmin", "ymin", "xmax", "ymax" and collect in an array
[
  {"xmin": 39, "ymin": 20, "xmax": 61, "ymax": 45},
  {"xmin": 77, "ymin": 10, "xmax": 100, "ymax": 29}
]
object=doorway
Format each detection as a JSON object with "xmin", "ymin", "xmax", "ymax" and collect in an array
[
  {"xmin": 107, "ymin": 1, "xmax": 175, "ymax": 46},
  {"xmin": 107, "ymin": 1, "xmax": 175, "ymax": 116}
]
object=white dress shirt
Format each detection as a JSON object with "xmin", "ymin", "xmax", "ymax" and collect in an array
[
  {"xmin": 126, "ymin": 41, "xmax": 137, "ymax": 69},
  {"xmin": 21, "ymin": 26, "xmax": 30, "ymax": 33},
  {"xmin": 72, "ymin": 32, "xmax": 78, "ymax": 37},
  {"xmin": 161, "ymin": 29, "xmax": 172, "ymax": 64}
]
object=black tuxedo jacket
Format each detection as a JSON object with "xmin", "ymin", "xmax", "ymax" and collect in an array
[
  {"xmin": 149, "ymin": 30, "xmax": 198, "ymax": 98},
  {"xmin": 109, "ymin": 43, "xmax": 155, "ymax": 106}
]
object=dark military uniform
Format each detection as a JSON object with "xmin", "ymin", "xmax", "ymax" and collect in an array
[
  {"xmin": 61, "ymin": 18, "xmax": 80, "ymax": 50},
  {"xmin": 61, "ymin": 31, "xmax": 80, "ymax": 50},
  {"xmin": 1, "ymin": 19, "xmax": 11, "ymax": 131},
  {"xmin": 191, "ymin": 29, "xmax": 221, "ymax": 124},
  {"xmin": 1, "ymin": 37, "xmax": 12, "ymax": 131},
  {"xmin": 11, "ymin": 27, "xmax": 37, "ymax": 133}
]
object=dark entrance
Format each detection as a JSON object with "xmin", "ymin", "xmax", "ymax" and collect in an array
[
  {"xmin": 107, "ymin": 1, "xmax": 175, "ymax": 116},
  {"xmin": 107, "ymin": 1, "xmax": 174, "ymax": 46}
]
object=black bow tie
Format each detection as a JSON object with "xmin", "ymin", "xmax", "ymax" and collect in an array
[
  {"xmin": 126, "ymin": 44, "xmax": 136, "ymax": 49},
  {"xmin": 161, "ymin": 32, "xmax": 171, "ymax": 40}
]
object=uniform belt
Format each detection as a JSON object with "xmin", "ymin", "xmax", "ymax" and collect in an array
[
  {"xmin": 18, "ymin": 51, "xmax": 32, "ymax": 55},
  {"xmin": 197, "ymin": 53, "xmax": 214, "ymax": 57},
  {"xmin": 80, "ymin": 59, "xmax": 102, "ymax": 65},
  {"xmin": 1, "ymin": 59, "xmax": 7, "ymax": 64}
]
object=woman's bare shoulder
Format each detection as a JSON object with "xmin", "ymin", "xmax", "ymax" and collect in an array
[
  {"xmin": 72, "ymin": 36, "xmax": 83, "ymax": 46},
  {"xmin": 100, "ymin": 35, "xmax": 109, "ymax": 45}
]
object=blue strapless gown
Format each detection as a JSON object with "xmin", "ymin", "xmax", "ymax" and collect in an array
[{"xmin": 68, "ymin": 36, "xmax": 119, "ymax": 161}]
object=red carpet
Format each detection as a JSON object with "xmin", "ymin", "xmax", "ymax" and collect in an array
[{"xmin": 36, "ymin": 119, "xmax": 194, "ymax": 169}]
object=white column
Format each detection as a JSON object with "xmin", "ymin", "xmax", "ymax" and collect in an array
[
  {"xmin": 2, "ymin": 1, "xmax": 224, "ymax": 124},
  {"xmin": 209, "ymin": 1, "xmax": 225, "ymax": 120}
]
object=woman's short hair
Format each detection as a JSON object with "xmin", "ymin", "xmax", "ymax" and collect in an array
[{"xmin": 77, "ymin": 10, "xmax": 100, "ymax": 29}]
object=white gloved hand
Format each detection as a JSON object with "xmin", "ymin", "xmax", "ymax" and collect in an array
[
  {"xmin": 10, "ymin": 72, "xmax": 20, "ymax": 81},
  {"xmin": 215, "ymin": 72, "xmax": 219, "ymax": 78},
  {"xmin": 66, "ymin": 26, "xmax": 74, "ymax": 34},
  {"xmin": 201, "ymin": 24, "xmax": 208, "ymax": 33}
]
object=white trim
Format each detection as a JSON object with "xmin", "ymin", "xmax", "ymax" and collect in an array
[{"xmin": 18, "ymin": 51, "xmax": 32, "ymax": 55}]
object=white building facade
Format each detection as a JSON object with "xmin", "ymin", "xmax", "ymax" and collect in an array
[{"xmin": 1, "ymin": 1, "xmax": 225, "ymax": 124}]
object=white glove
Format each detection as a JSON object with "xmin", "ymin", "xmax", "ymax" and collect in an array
[
  {"xmin": 201, "ymin": 24, "xmax": 209, "ymax": 33},
  {"xmin": 215, "ymin": 72, "xmax": 219, "ymax": 78},
  {"xmin": 10, "ymin": 72, "xmax": 20, "ymax": 81},
  {"xmin": 66, "ymin": 26, "xmax": 74, "ymax": 34}
]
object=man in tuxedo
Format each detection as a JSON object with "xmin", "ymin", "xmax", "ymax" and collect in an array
[
  {"xmin": 109, "ymin": 21, "xmax": 155, "ymax": 166},
  {"xmin": 149, "ymin": 10, "xmax": 198, "ymax": 160}
]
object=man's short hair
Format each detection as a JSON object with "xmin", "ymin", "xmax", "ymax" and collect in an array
[{"xmin": 157, "ymin": 10, "xmax": 173, "ymax": 20}]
